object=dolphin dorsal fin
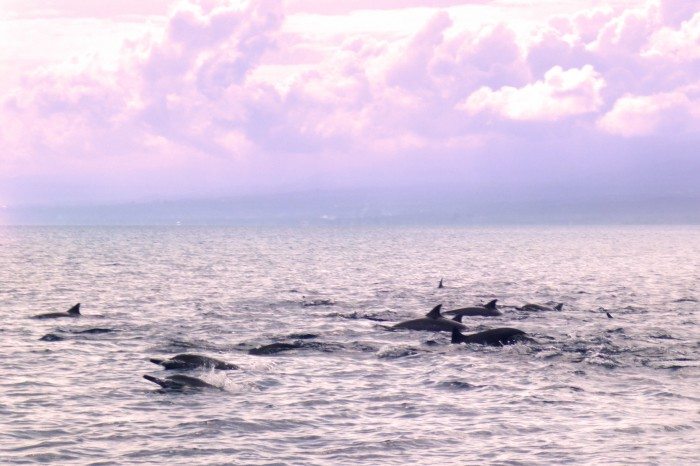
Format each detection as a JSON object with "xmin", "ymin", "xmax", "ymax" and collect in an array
[
  {"xmin": 67, "ymin": 303, "xmax": 81, "ymax": 315},
  {"xmin": 438, "ymin": 279, "xmax": 443, "ymax": 289},
  {"xmin": 485, "ymin": 299, "xmax": 497, "ymax": 310},
  {"xmin": 555, "ymin": 303, "xmax": 563, "ymax": 311},
  {"xmin": 452, "ymin": 314, "xmax": 463, "ymax": 323},
  {"xmin": 426, "ymin": 304, "xmax": 442, "ymax": 319},
  {"xmin": 451, "ymin": 327, "xmax": 466, "ymax": 344}
]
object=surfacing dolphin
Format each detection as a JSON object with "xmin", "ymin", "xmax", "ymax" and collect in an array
[
  {"xmin": 517, "ymin": 303, "xmax": 563, "ymax": 312},
  {"xmin": 40, "ymin": 333, "xmax": 65, "ymax": 341},
  {"xmin": 32, "ymin": 303, "xmax": 81, "ymax": 319},
  {"xmin": 149, "ymin": 354, "xmax": 239, "ymax": 370},
  {"xmin": 39, "ymin": 328, "xmax": 114, "ymax": 342},
  {"xmin": 72, "ymin": 328, "xmax": 113, "ymax": 334},
  {"xmin": 451, "ymin": 327, "xmax": 528, "ymax": 346},
  {"xmin": 443, "ymin": 299, "xmax": 502, "ymax": 317},
  {"xmin": 392, "ymin": 305, "xmax": 468, "ymax": 332},
  {"xmin": 143, "ymin": 374, "xmax": 220, "ymax": 390},
  {"xmin": 438, "ymin": 278, "xmax": 444, "ymax": 289},
  {"xmin": 249, "ymin": 342, "xmax": 302, "ymax": 355}
]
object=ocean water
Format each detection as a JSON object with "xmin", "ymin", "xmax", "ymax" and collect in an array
[{"xmin": 0, "ymin": 226, "xmax": 698, "ymax": 465}]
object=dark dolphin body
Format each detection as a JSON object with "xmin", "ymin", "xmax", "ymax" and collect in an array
[
  {"xmin": 518, "ymin": 303, "xmax": 563, "ymax": 312},
  {"xmin": 287, "ymin": 333, "xmax": 318, "ymax": 340},
  {"xmin": 443, "ymin": 299, "xmax": 502, "ymax": 317},
  {"xmin": 143, "ymin": 374, "xmax": 219, "ymax": 390},
  {"xmin": 248, "ymin": 339, "xmax": 346, "ymax": 355},
  {"xmin": 32, "ymin": 303, "xmax": 81, "ymax": 319},
  {"xmin": 451, "ymin": 327, "xmax": 528, "ymax": 346},
  {"xmin": 39, "ymin": 328, "xmax": 113, "ymax": 341},
  {"xmin": 392, "ymin": 305, "xmax": 468, "ymax": 332},
  {"xmin": 73, "ymin": 328, "xmax": 113, "ymax": 334},
  {"xmin": 149, "ymin": 354, "xmax": 239, "ymax": 370},
  {"xmin": 249, "ymin": 342, "xmax": 303, "ymax": 355}
]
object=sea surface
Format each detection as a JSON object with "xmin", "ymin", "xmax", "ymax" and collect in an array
[{"xmin": 0, "ymin": 226, "xmax": 698, "ymax": 465}]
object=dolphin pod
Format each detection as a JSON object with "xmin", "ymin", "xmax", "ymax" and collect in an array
[
  {"xmin": 149, "ymin": 354, "xmax": 239, "ymax": 371},
  {"xmin": 32, "ymin": 303, "xmax": 81, "ymax": 319},
  {"xmin": 28, "ymin": 293, "xmax": 579, "ymax": 394},
  {"xmin": 443, "ymin": 299, "xmax": 502, "ymax": 317},
  {"xmin": 392, "ymin": 305, "xmax": 468, "ymax": 332}
]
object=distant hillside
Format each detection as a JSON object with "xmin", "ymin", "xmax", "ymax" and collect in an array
[{"xmin": 3, "ymin": 188, "xmax": 699, "ymax": 226}]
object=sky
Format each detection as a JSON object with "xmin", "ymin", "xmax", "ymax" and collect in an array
[{"xmin": 0, "ymin": 0, "xmax": 699, "ymax": 212}]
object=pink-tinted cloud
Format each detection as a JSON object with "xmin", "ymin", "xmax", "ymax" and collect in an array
[
  {"xmin": 460, "ymin": 65, "xmax": 605, "ymax": 121},
  {"xmin": 0, "ymin": 0, "xmax": 698, "ymax": 205},
  {"xmin": 598, "ymin": 89, "xmax": 699, "ymax": 137},
  {"xmin": 643, "ymin": 11, "xmax": 700, "ymax": 61}
]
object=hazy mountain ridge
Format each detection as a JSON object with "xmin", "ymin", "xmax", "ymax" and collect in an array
[{"xmin": 3, "ymin": 189, "xmax": 699, "ymax": 225}]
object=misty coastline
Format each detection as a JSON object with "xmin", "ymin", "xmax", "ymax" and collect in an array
[{"xmin": 3, "ymin": 189, "xmax": 699, "ymax": 226}]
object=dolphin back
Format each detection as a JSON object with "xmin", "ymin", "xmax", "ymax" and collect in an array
[{"xmin": 425, "ymin": 304, "xmax": 443, "ymax": 319}]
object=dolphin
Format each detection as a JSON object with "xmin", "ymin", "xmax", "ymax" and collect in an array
[
  {"xmin": 287, "ymin": 333, "xmax": 318, "ymax": 340},
  {"xmin": 606, "ymin": 311, "xmax": 613, "ymax": 319},
  {"xmin": 149, "ymin": 354, "xmax": 239, "ymax": 370},
  {"xmin": 443, "ymin": 299, "xmax": 502, "ymax": 317},
  {"xmin": 248, "ymin": 339, "xmax": 344, "ymax": 355},
  {"xmin": 451, "ymin": 327, "xmax": 528, "ymax": 346},
  {"xmin": 392, "ymin": 305, "xmax": 468, "ymax": 332},
  {"xmin": 517, "ymin": 303, "xmax": 563, "ymax": 312},
  {"xmin": 249, "ymin": 342, "xmax": 303, "ymax": 355},
  {"xmin": 39, "ymin": 328, "xmax": 113, "ymax": 341},
  {"xmin": 72, "ymin": 328, "xmax": 114, "ymax": 334},
  {"xmin": 32, "ymin": 303, "xmax": 81, "ymax": 319},
  {"xmin": 143, "ymin": 374, "xmax": 219, "ymax": 390},
  {"xmin": 438, "ymin": 278, "xmax": 444, "ymax": 289},
  {"xmin": 40, "ymin": 333, "xmax": 65, "ymax": 341}
]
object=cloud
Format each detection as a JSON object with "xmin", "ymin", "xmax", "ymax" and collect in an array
[
  {"xmin": 597, "ymin": 89, "xmax": 699, "ymax": 137},
  {"xmin": 0, "ymin": 0, "xmax": 699, "ymax": 205},
  {"xmin": 642, "ymin": 11, "xmax": 700, "ymax": 62},
  {"xmin": 459, "ymin": 65, "xmax": 605, "ymax": 121}
]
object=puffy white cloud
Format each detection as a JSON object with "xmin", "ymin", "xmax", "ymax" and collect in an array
[
  {"xmin": 642, "ymin": 11, "xmax": 700, "ymax": 62},
  {"xmin": 597, "ymin": 89, "xmax": 699, "ymax": 136},
  {"xmin": 459, "ymin": 65, "xmax": 605, "ymax": 121},
  {"xmin": 588, "ymin": 2, "xmax": 661, "ymax": 55}
]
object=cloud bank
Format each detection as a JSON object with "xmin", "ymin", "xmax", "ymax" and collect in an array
[{"xmin": 0, "ymin": 0, "xmax": 698, "ymax": 205}]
